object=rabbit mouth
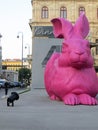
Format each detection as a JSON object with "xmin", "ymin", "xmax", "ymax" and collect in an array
[
  {"xmin": 71, "ymin": 61, "xmax": 87, "ymax": 68},
  {"xmin": 72, "ymin": 61, "xmax": 86, "ymax": 64}
]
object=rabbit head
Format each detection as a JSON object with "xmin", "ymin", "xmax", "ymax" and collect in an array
[{"xmin": 51, "ymin": 13, "xmax": 94, "ymax": 69}]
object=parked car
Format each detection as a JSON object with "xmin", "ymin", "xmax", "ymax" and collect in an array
[
  {"xmin": 13, "ymin": 81, "xmax": 26, "ymax": 88},
  {"xmin": 0, "ymin": 79, "xmax": 10, "ymax": 88},
  {"xmin": 13, "ymin": 81, "xmax": 21, "ymax": 87},
  {"xmin": 8, "ymin": 81, "xmax": 15, "ymax": 88}
]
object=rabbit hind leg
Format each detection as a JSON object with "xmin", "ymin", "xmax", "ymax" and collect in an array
[
  {"xmin": 78, "ymin": 94, "xmax": 98, "ymax": 105},
  {"xmin": 63, "ymin": 93, "xmax": 80, "ymax": 105}
]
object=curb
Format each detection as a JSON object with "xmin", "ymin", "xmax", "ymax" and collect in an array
[
  {"xmin": 1, "ymin": 87, "xmax": 31, "ymax": 100},
  {"xmin": 18, "ymin": 88, "xmax": 31, "ymax": 95}
]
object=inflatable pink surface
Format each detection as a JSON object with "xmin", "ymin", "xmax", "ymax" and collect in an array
[{"xmin": 44, "ymin": 14, "xmax": 98, "ymax": 105}]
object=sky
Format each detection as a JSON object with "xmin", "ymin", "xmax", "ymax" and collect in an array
[{"xmin": 0, "ymin": 0, "xmax": 32, "ymax": 59}]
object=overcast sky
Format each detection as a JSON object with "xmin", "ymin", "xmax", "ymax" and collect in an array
[{"xmin": 0, "ymin": 0, "xmax": 32, "ymax": 59}]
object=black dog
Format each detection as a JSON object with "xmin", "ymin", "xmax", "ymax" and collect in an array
[{"xmin": 7, "ymin": 92, "xmax": 19, "ymax": 107}]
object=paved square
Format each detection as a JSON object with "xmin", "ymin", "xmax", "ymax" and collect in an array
[{"xmin": 0, "ymin": 89, "xmax": 98, "ymax": 130}]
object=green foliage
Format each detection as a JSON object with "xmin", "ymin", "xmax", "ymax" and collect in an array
[{"xmin": 18, "ymin": 68, "xmax": 31, "ymax": 85}]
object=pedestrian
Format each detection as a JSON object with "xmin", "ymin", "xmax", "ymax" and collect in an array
[{"xmin": 5, "ymin": 82, "xmax": 8, "ymax": 96}]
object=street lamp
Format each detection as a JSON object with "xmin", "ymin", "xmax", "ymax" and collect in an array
[
  {"xmin": 17, "ymin": 32, "xmax": 23, "ymax": 68},
  {"xmin": 0, "ymin": 34, "xmax": 2, "ymax": 76},
  {"xmin": 0, "ymin": 34, "xmax": 2, "ymax": 42},
  {"xmin": 25, "ymin": 44, "xmax": 31, "ymax": 69},
  {"xmin": 25, "ymin": 44, "xmax": 30, "ymax": 55}
]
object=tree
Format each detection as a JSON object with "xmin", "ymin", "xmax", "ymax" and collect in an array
[{"xmin": 18, "ymin": 68, "xmax": 31, "ymax": 85}]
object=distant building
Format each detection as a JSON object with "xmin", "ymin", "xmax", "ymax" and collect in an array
[
  {"xmin": 2, "ymin": 59, "xmax": 22, "ymax": 71},
  {"xmin": 2, "ymin": 57, "xmax": 32, "ymax": 71},
  {"xmin": 1, "ymin": 58, "xmax": 32, "ymax": 81},
  {"xmin": 2, "ymin": 70, "xmax": 18, "ymax": 82},
  {"xmin": 29, "ymin": 0, "xmax": 98, "ymax": 88},
  {"xmin": 24, "ymin": 55, "xmax": 32, "ymax": 69}
]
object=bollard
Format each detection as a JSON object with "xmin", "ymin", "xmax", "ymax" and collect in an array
[{"xmin": 7, "ymin": 92, "xmax": 19, "ymax": 107}]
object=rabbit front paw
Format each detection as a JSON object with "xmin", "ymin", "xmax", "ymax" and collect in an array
[
  {"xmin": 63, "ymin": 93, "xmax": 80, "ymax": 105},
  {"xmin": 50, "ymin": 95, "xmax": 61, "ymax": 101},
  {"xmin": 79, "ymin": 94, "xmax": 98, "ymax": 105}
]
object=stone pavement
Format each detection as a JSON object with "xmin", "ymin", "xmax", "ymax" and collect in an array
[{"xmin": 0, "ymin": 88, "xmax": 98, "ymax": 130}]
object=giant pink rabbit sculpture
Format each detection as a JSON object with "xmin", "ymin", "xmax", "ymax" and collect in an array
[{"xmin": 44, "ymin": 13, "xmax": 98, "ymax": 105}]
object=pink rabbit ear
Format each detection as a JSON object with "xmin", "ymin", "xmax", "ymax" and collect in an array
[
  {"xmin": 51, "ymin": 18, "xmax": 64, "ymax": 38},
  {"xmin": 74, "ymin": 13, "xmax": 89, "ymax": 38},
  {"xmin": 51, "ymin": 18, "xmax": 73, "ymax": 39}
]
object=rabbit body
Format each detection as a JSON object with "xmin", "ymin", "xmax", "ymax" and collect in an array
[{"xmin": 44, "ymin": 14, "xmax": 98, "ymax": 105}]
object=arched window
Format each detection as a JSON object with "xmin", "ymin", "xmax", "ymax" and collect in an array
[
  {"xmin": 60, "ymin": 6, "xmax": 67, "ymax": 18},
  {"xmin": 41, "ymin": 6, "xmax": 48, "ymax": 18},
  {"xmin": 97, "ymin": 8, "xmax": 98, "ymax": 19},
  {"xmin": 96, "ymin": 39, "xmax": 98, "ymax": 55},
  {"xmin": 79, "ymin": 7, "xmax": 85, "ymax": 16}
]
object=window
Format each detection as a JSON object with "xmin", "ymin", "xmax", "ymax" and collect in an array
[
  {"xmin": 60, "ymin": 6, "xmax": 67, "ymax": 18},
  {"xmin": 96, "ymin": 39, "xmax": 98, "ymax": 55},
  {"xmin": 79, "ymin": 7, "xmax": 85, "ymax": 16},
  {"xmin": 41, "ymin": 6, "xmax": 48, "ymax": 18},
  {"xmin": 97, "ymin": 8, "xmax": 98, "ymax": 19}
]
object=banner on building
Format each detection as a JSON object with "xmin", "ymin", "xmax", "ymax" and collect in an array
[{"xmin": 34, "ymin": 26, "xmax": 54, "ymax": 38}]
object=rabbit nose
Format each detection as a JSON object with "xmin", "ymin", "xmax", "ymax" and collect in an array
[{"xmin": 75, "ymin": 51, "xmax": 84, "ymax": 55}]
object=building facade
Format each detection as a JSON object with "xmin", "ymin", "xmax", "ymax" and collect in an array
[
  {"xmin": 2, "ymin": 57, "xmax": 32, "ymax": 71},
  {"xmin": 1, "ymin": 70, "xmax": 18, "ymax": 82},
  {"xmin": 29, "ymin": 0, "xmax": 98, "ymax": 88},
  {"xmin": 2, "ymin": 59, "xmax": 22, "ymax": 71},
  {"xmin": 2, "ymin": 58, "xmax": 32, "ymax": 81}
]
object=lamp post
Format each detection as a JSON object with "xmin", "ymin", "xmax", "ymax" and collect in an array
[
  {"xmin": 25, "ymin": 44, "xmax": 30, "ymax": 56},
  {"xmin": 25, "ymin": 44, "xmax": 31, "ymax": 69},
  {"xmin": 0, "ymin": 34, "xmax": 2, "ymax": 76},
  {"xmin": 17, "ymin": 32, "xmax": 23, "ymax": 68}
]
